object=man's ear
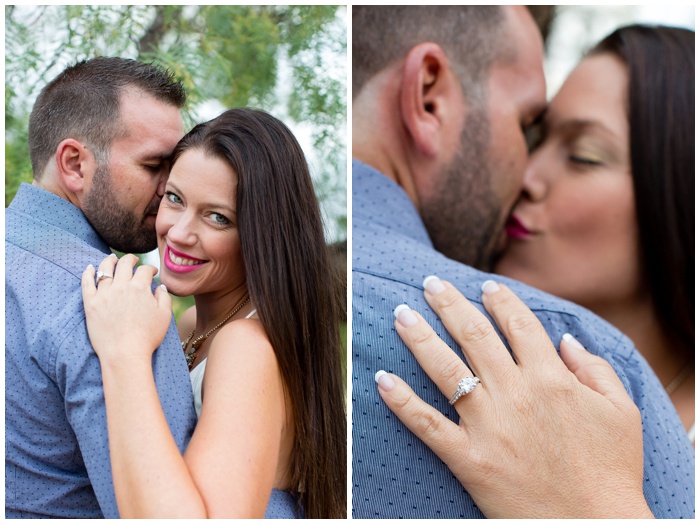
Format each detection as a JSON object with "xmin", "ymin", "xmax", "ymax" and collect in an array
[
  {"xmin": 55, "ymin": 139, "xmax": 96, "ymax": 194},
  {"xmin": 400, "ymin": 43, "xmax": 464, "ymax": 159}
]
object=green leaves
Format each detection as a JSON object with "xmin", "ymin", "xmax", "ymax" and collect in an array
[{"xmin": 5, "ymin": 5, "xmax": 347, "ymax": 241}]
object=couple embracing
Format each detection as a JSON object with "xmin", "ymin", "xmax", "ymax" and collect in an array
[
  {"xmin": 352, "ymin": 5, "xmax": 693, "ymax": 519},
  {"xmin": 6, "ymin": 57, "xmax": 346, "ymax": 518}
]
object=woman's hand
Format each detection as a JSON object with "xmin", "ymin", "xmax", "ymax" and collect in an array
[
  {"xmin": 376, "ymin": 277, "xmax": 653, "ymax": 519},
  {"xmin": 81, "ymin": 254, "xmax": 172, "ymax": 364}
]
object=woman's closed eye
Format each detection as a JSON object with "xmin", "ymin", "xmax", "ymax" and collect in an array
[{"xmin": 568, "ymin": 154, "xmax": 604, "ymax": 167}]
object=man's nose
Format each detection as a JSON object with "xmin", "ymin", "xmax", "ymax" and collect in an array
[
  {"xmin": 522, "ymin": 148, "xmax": 549, "ymax": 202},
  {"xmin": 156, "ymin": 169, "xmax": 169, "ymax": 198}
]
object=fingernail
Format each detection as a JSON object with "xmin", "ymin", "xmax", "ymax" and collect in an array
[
  {"xmin": 159, "ymin": 284, "xmax": 168, "ymax": 293},
  {"xmin": 562, "ymin": 333, "xmax": 585, "ymax": 350},
  {"xmin": 86, "ymin": 264, "xmax": 94, "ymax": 271},
  {"xmin": 423, "ymin": 275, "xmax": 446, "ymax": 295},
  {"xmin": 481, "ymin": 280, "xmax": 500, "ymax": 295},
  {"xmin": 109, "ymin": 253, "xmax": 118, "ymax": 259},
  {"xmin": 375, "ymin": 370, "xmax": 395, "ymax": 391},
  {"xmin": 393, "ymin": 304, "xmax": 418, "ymax": 327}
]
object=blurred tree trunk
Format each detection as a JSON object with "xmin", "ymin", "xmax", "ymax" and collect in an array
[{"xmin": 137, "ymin": 6, "xmax": 184, "ymax": 57}]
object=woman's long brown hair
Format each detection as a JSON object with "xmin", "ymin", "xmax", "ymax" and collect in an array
[
  {"xmin": 172, "ymin": 108, "xmax": 346, "ymax": 518},
  {"xmin": 591, "ymin": 26, "xmax": 694, "ymax": 360}
]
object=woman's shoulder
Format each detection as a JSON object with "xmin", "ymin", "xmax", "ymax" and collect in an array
[{"xmin": 208, "ymin": 318, "xmax": 278, "ymax": 374}]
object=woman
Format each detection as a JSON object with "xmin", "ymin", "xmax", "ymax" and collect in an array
[
  {"xmin": 497, "ymin": 24, "xmax": 694, "ymax": 439},
  {"xmin": 82, "ymin": 109, "xmax": 346, "ymax": 518},
  {"xmin": 376, "ymin": 25, "xmax": 693, "ymax": 517}
]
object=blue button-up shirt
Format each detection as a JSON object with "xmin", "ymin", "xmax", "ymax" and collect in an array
[
  {"xmin": 351, "ymin": 160, "xmax": 694, "ymax": 518},
  {"xmin": 5, "ymin": 183, "xmax": 197, "ymax": 518}
]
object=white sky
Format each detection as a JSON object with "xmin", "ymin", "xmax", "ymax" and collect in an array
[{"xmin": 544, "ymin": 5, "xmax": 695, "ymax": 96}]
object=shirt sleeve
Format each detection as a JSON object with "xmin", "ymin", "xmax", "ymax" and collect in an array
[
  {"xmin": 53, "ymin": 316, "xmax": 197, "ymax": 518},
  {"xmin": 53, "ymin": 319, "xmax": 120, "ymax": 517}
]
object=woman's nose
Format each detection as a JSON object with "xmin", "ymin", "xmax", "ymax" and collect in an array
[{"xmin": 166, "ymin": 213, "xmax": 197, "ymax": 246}]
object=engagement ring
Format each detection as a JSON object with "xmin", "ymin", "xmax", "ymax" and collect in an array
[
  {"xmin": 95, "ymin": 271, "xmax": 114, "ymax": 285},
  {"xmin": 449, "ymin": 376, "xmax": 481, "ymax": 405}
]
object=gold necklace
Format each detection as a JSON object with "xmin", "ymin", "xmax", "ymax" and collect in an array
[
  {"xmin": 182, "ymin": 296, "xmax": 251, "ymax": 370},
  {"xmin": 665, "ymin": 363, "xmax": 693, "ymax": 395}
]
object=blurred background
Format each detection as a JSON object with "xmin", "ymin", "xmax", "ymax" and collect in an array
[
  {"xmin": 528, "ymin": 5, "xmax": 695, "ymax": 96},
  {"xmin": 5, "ymin": 5, "xmax": 347, "ymax": 332}
]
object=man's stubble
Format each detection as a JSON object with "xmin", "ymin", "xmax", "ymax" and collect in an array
[
  {"xmin": 420, "ymin": 108, "xmax": 503, "ymax": 271},
  {"xmin": 82, "ymin": 163, "xmax": 160, "ymax": 254}
]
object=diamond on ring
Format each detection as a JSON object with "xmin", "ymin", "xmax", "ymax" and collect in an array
[
  {"xmin": 449, "ymin": 376, "xmax": 480, "ymax": 405},
  {"xmin": 95, "ymin": 270, "xmax": 114, "ymax": 285}
]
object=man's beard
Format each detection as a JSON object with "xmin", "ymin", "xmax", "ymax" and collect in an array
[
  {"xmin": 82, "ymin": 164, "xmax": 160, "ymax": 254},
  {"xmin": 420, "ymin": 109, "xmax": 502, "ymax": 271}
]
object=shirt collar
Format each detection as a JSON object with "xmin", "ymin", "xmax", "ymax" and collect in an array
[
  {"xmin": 9, "ymin": 183, "xmax": 111, "ymax": 253},
  {"xmin": 352, "ymin": 159, "xmax": 433, "ymax": 248}
]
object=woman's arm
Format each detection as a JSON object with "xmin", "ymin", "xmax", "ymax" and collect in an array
[
  {"xmin": 377, "ymin": 277, "xmax": 654, "ymax": 519},
  {"xmin": 185, "ymin": 320, "xmax": 286, "ymax": 517},
  {"xmin": 82, "ymin": 255, "xmax": 284, "ymax": 518}
]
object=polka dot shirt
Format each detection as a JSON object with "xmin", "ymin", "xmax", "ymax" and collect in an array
[
  {"xmin": 6, "ymin": 184, "xmax": 197, "ymax": 518},
  {"xmin": 351, "ymin": 161, "xmax": 694, "ymax": 519}
]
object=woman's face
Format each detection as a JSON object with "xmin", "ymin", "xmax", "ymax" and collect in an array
[
  {"xmin": 156, "ymin": 148, "xmax": 245, "ymax": 298},
  {"xmin": 495, "ymin": 54, "xmax": 643, "ymax": 313}
]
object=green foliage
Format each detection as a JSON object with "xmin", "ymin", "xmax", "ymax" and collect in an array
[
  {"xmin": 6, "ymin": 5, "xmax": 347, "ymax": 327},
  {"xmin": 5, "ymin": 5, "xmax": 347, "ymax": 239}
]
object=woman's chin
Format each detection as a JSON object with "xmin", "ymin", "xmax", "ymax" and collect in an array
[{"xmin": 159, "ymin": 275, "xmax": 193, "ymax": 298}]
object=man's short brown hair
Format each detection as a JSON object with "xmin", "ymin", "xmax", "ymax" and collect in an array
[
  {"xmin": 28, "ymin": 57, "xmax": 186, "ymax": 179},
  {"xmin": 352, "ymin": 6, "xmax": 508, "ymax": 102}
]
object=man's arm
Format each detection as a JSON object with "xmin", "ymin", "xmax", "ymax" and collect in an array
[{"xmin": 56, "ymin": 317, "xmax": 197, "ymax": 518}]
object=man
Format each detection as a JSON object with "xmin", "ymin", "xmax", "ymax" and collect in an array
[
  {"xmin": 351, "ymin": 6, "xmax": 694, "ymax": 518},
  {"xmin": 5, "ymin": 57, "xmax": 197, "ymax": 518}
]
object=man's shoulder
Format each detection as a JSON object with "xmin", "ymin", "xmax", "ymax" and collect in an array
[
  {"xmin": 352, "ymin": 227, "xmax": 634, "ymax": 367},
  {"xmin": 7, "ymin": 207, "xmax": 110, "ymax": 283}
]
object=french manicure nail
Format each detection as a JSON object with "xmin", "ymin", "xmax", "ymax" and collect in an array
[
  {"xmin": 423, "ymin": 275, "xmax": 446, "ymax": 295},
  {"xmin": 159, "ymin": 284, "xmax": 168, "ymax": 293},
  {"xmin": 375, "ymin": 370, "xmax": 395, "ymax": 391},
  {"xmin": 481, "ymin": 280, "xmax": 500, "ymax": 295},
  {"xmin": 87, "ymin": 264, "xmax": 94, "ymax": 271},
  {"xmin": 562, "ymin": 333, "xmax": 585, "ymax": 350},
  {"xmin": 393, "ymin": 304, "xmax": 418, "ymax": 327}
]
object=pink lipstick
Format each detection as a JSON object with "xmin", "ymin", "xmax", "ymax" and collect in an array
[
  {"xmin": 163, "ymin": 245, "xmax": 207, "ymax": 273},
  {"xmin": 505, "ymin": 215, "xmax": 532, "ymax": 240}
]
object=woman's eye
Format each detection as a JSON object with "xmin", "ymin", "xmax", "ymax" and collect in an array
[
  {"xmin": 210, "ymin": 212, "xmax": 230, "ymax": 225},
  {"xmin": 568, "ymin": 155, "xmax": 603, "ymax": 166},
  {"xmin": 145, "ymin": 164, "xmax": 162, "ymax": 173},
  {"xmin": 165, "ymin": 192, "xmax": 183, "ymax": 205}
]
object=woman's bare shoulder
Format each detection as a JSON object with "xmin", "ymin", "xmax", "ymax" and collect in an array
[{"xmin": 208, "ymin": 319, "xmax": 279, "ymax": 377}]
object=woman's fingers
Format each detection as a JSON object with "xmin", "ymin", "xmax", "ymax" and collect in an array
[
  {"xmin": 133, "ymin": 264, "xmax": 159, "ymax": 287},
  {"xmin": 114, "ymin": 253, "xmax": 140, "ymax": 281},
  {"xmin": 154, "ymin": 284, "xmax": 172, "ymax": 313},
  {"xmin": 393, "ymin": 305, "xmax": 484, "ymax": 409},
  {"xmin": 559, "ymin": 334, "xmax": 636, "ymax": 411},
  {"xmin": 95, "ymin": 253, "xmax": 119, "ymax": 286},
  {"xmin": 81, "ymin": 263, "xmax": 98, "ymax": 301},
  {"xmin": 479, "ymin": 281, "xmax": 565, "ymax": 371},
  {"xmin": 421, "ymin": 277, "xmax": 518, "ymax": 383},
  {"xmin": 375, "ymin": 371, "xmax": 466, "ymax": 460}
]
